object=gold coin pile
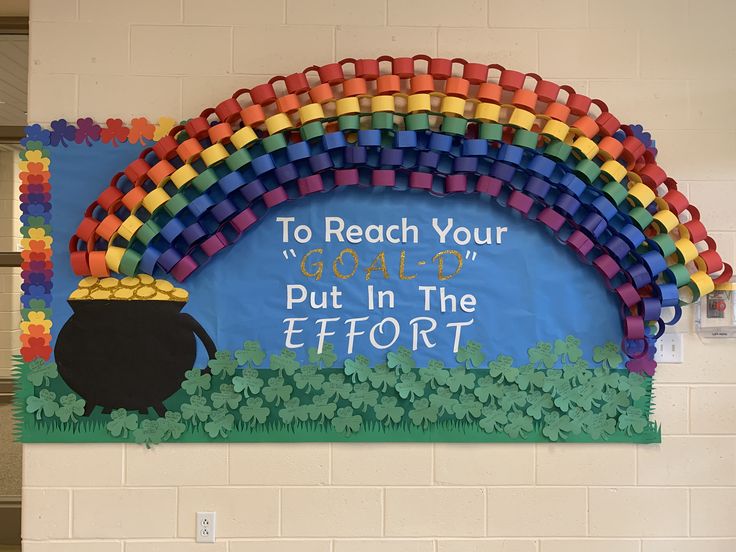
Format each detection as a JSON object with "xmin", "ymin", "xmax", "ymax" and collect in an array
[{"xmin": 69, "ymin": 275, "xmax": 189, "ymax": 302}]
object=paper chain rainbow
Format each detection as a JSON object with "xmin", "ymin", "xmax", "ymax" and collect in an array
[{"xmin": 56, "ymin": 55, "xmax": 731, "ymax": 373}]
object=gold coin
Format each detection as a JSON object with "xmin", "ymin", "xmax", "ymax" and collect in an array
[
  {"xmin": 113, "ymin": 288, "xmax": 134, "ymax": 299},
  {"xmin": 69, "ymin": 288, "xmax": 90, "ymax": 299},
  {"xmin": 171, "ymin": 288, "xmax": 189, "ymax": 301},
  {"xmin": 136, "ymin": 286, "xmax": 155, "ymax": 298},
  {"xmin": 90, "ymin": 289, "xmax": 112, "ymax": 299},
  {"xmin": 155, "ymin": 279, "xmax": 174, "ymax": 292},
  {"xmin": 100, "ymin": 277, "xmax": 119, "ymax": 289},
  {"xmin": 138, "ymin": 274, "xmax": 154, "ymax": 285},
  {"xmin": 78, "ymin": 276, "xmax": 98, "ymax": 288},
  {"xmin": 120, "ymin": 276, "xmax": 140, "ymax": 287},
  {"xmin": 152, "ymin": 292, "xmax": 170, "ymax": 301}
]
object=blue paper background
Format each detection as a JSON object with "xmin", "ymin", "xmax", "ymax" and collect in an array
[{"xmin": 50, "ymin": 143, "xmax": 623, "ymax": 368}]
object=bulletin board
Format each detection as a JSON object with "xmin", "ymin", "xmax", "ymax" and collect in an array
[{"xmin": 15, "ymin": 56, "xmax": 732, "ymax": 445}]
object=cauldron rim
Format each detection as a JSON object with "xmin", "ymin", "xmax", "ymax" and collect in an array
[{"xmin": 67, "ymin": 298, "xmax": 186, "ymax": 314}]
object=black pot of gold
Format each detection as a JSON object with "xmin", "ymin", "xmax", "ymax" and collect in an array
[{"xmin": 55, "ymin": 275, "xmax": 216, "ymax": 417}]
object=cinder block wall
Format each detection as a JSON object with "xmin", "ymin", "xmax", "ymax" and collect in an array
[{"xmin": 22, "ymin": 0, "xmax": 736, "ymax": 550}]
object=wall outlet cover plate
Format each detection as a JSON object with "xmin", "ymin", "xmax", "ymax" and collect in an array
[{"xmin": 196, "ymin": 512, "xmax": 216, "ymax": 543}]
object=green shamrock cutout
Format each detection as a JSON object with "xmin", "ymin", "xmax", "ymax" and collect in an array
[
  {"xmin": 331, "ymin": 407, "xmax": 362, "ymax": 435},
  {"xmin": 24, "ymin": 219, "xmax": 50, "ymax": 236},
  {"xmin": 542, "ymin": 369, "xmax": 563, "ymax": 393},
  {"xmin": 587, "ymin": 371, "xmax": 607, "ymax": 395},
  {"xmin": 584, "ymin": 411, "xmax": 617, "ymax": 440},
  {"xmin": 447, "ymin": 366, "xmax": 476, "ymax": 393},
  {"xmin": 552, "ymin": 380, "xmax": 577, "ymax": 412},
  {"xmin": 419, "ymin": 359, "xmax": 450, "ymax": 388},
  {"xmin": 456, "ymin": 341, "xmax": 485, "ymax": 368},
  {"xmin": 321, "ymin": 373, "xmax": 352, "ymax": 401},
  {"xmin": 452, "ymin": 394, "xmax": 482, "ymax": 422},
  {"xmin": 429, "ymin": 387, "xmax": 459, "ymax": 416},
  {"xmin": 294, "ymin": 364, "xmax": 325, "ymax": 392},
  {"xmin": 106, "ymin": 409, "xmax": 138, "ymax": 438},
  {"xmin": 504, "ymin": 411, "xmax": 533, "ymax": 438},
  {"xmin": 479, "ymin": 405, "xmax": 508, "ymax": 433},
  {"xmin": 211, "ymin": 383, "xmax": 242, "ymax": 410},
  {"xmin": 181, "ymin": 395, "xmax": 212, "ymax": 424},
  {"xmin": 208, "ymin": 350, "xmax": 237, "ymax": 378},
  {"xmin": 386, "ymin": 346, "xmax": 416, "ymax": 374},
  {"xmin": 573, "ymin": 378, "xmax": 604, "ymax": 411},
  {"xmin": 374, "ymin": 396, "xmax": 404, "ymax": 425},
  {"xmin": 566, "ymin": 406, "xmax": 586, "ymax": 434},
  {"xmin": 618, "ymin": 406, "xmax": 649, "ymax": 435},
  {"xmin": 617, "ymin": 372, "xmax": 647, "ymax": 402},
  {"xmin": 307, "ymin": 394, "xmax": 337, "ymax": 422},
  {"xmin": 134, "ymin": 419, "xmax": 166, "ymax": 448},
  {"xmin": 542, "ymin": 411, "xmax": 573, "ymax": 441},
  {"xmin": 26, "ymin": 359, "xmax": 58, "ymax": 387},
  {"xmin": 600, "ymin": 388, "xmax": 631, "ymax": 417},
  {"xmin": 498, "ymin": 386, "xmax": 526, "ymax": 412},
  {"xmin": 56, "ymin": 394, "xmax": 85, "ymax": 423},
  {"xmin": 526, "ymin": 390, "xmax": 554, "ymax": 420},
  {"xmin": 278, "ymin": 398, "xmax": 309, "ymax": 424},
  {"xmin": 593, "ymin": 342, "xmax": 623, "ymax": 370},
  {"xmin": 395, "ymin": 372, "xmax": 426, "ymax": 401},
  {"xmin": 554, "ymin": 335, "xmax": 583, "ymax": 364},
  {"xmin": 26, "ymin": 389, "xmax": 58, "ymax": 419},
  {"xmin": 181, "ymin": 369, "xmax": 212, "ymax": 396},
  {"xmin": 204, "ymin": 408, "xmax": 235, "ymax": 438},
  {"xmin": 473, "ymin": 375, "xmax": 504, "ymax": 403},
  {"xmin": 368, "ymin": 362, "xmax": 397, "ymax": 392},
  {"xmin": 562, "ymin": 360, "xmax": 590, "ymax": 385},
  {"xmin": 488, "ymin": 354, "xmax": 519, "ymax": 383},
  {"xmin": 232, "ymin": 367, "xmax": 264, "ymax": 397},
  {"xmin": 344, "ymin": 355, "xmax": 371, "ymax": 383},
  {"xmin": 161, "ymin": 411, "xmax": 186, "ymax": 440},
  {"xmin": 528, "ymin": 342, "xmax": 557, "ymax": 369},
  {"xmin": 308, "ymin": 343, "xmax": 337, "ymax": 369},
  {"xmin": 21, "ymin": 299, "xmax": 52, "ymax": 319},
  {"xmin": 515, "ymin": 364, "xmax": 545, "ymax": 390},
  {"xmin": 239, "ymin": 397, "xmax": 270, "ymax": 427},
  {"xmin": 349, "ymin": 383, "xmax": 379, "ymax": 412},
  {"xmin": 269, "ymin": 349, "xmax": 300, "ymax": 376},
  {"xmin": 408, "ymin": 398, "xmax": 439, "ymax": 428},
  {"xmin": 262, "ymin": 376, "xmax": 293, "ymax": 406},
  {"xmin": 593, "ymin": 365, "xmax": 622, "ymax": 389},
  {"xmin": 20, "ymin": 143, "xmax": 49, "ymax": 159},
  {"xmin": 234, "ymin": 340, "xmax": 265, "ymax": 367}
]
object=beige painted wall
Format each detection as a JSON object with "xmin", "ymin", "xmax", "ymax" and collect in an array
[{"xmin": 21, "ymin": 0, "xmax": 736, "ymax": 550}]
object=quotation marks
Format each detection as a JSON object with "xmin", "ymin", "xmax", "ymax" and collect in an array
[{"xmin": 283, "ymin": 248, "xmax": 479, "ymax": 263}]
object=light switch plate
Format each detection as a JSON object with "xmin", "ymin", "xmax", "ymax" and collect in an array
[
  {"xmin": 196, "ymin": 512, "xmax": 216, "ymax": 543},
  {"xmin": 654, "ymin": 333, "xmax": 684, "ymax": 364}
]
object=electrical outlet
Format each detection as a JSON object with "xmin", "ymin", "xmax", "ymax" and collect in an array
[
  {"xmin": 654, "ymin": 333, "xmax": 684, "ymax": 364},
  {"xmin": 196, "ymin": 512, "xmax": 216, "ymax": 543}
]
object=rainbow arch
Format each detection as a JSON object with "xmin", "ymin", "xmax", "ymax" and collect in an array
[{"xmin": 68, "ymin": 55, "xmax": 732, "ymax": 373}]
